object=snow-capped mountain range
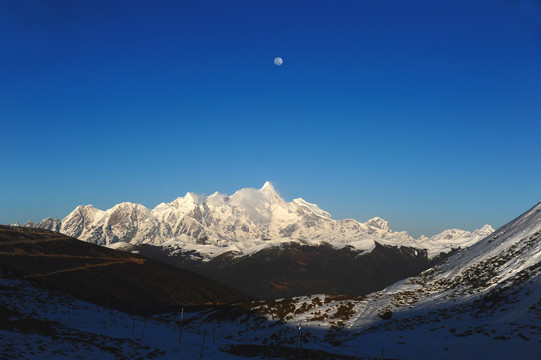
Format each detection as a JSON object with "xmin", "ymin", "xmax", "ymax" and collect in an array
[{"xmin": 20, "ymin": 182, "xmax": 493, "ymax": 260}]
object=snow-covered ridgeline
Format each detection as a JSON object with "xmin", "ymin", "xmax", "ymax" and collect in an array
[
  {"xmin": 20, "ymin": 182, "xmax": 493, "ymax": 259},
  {"xmin": 231, "ymin": 202, "xmax": 541, "ymax": 360},
  {"xmin": 279, "ymin": 202, "xmax": 541, "ymax": 331}
]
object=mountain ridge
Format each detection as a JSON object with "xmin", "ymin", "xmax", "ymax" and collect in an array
[{"xmin": 17, "ymin": 182, "xmax": 494, "ymax": 260}]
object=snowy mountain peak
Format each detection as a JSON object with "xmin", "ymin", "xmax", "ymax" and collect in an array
[
  {"xmin": 168, "ymin": 192, "xmax": 205, "ymax": 210},
  {"xmin": 365, "ymin": 217, "xmax": 390, "ymax": 231},
  {"xmin": 259, "ymin": 181, "xmax": 283, "ymax": 202},
  {"xmin": 261, "ymin": 181, "xmax": 276, "ymax": 193},
  {"xmin": 69, "ymin": 204, "xmax": 100, "ymax": 219},
  {"xmin": 75, "ymin": 204, "xmax": 96, "ymax": 212},
  {"xmin": 292, "ymin": 198, "xmax": 332, "ymax": 219},
  {"xmin": 207, "ymin": 191, "xmax": 229, "ymax": 207},
  {"xmin": 111, "ymin": 202, "xmax": 145, "ymax": 211},
  {"xmin": 184, "ymin": 192, "xmax": 203, "ymax": 204},
  {"xmin": 472, "ymin": 224, "xmax": 495, "ymax": 236}
]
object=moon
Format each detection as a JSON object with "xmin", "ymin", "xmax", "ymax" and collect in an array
[{"xmin": 274, "ymin": 57, "xmax": 283, "ymax": 66}]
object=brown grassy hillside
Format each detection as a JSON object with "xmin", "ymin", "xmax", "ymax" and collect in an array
[{"xmin": 0, "ymin": 225, "xmax": 249, "ymax": 313}]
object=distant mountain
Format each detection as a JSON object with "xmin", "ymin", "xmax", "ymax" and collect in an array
[
  {"xmin": 21, "ymin": 182, "xmax": 493, "ymax": 260},
  {"xmin": 0, "ymin": 226, "xmax": 249, "ymax": 311}
]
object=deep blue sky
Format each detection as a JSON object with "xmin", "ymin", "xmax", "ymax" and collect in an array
[{"xmin": 1, "ymin": 0, "xmax": 540, "ymax": 237}]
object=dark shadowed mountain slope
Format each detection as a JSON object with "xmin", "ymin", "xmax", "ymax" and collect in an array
[
  {"xmin": 132, "ymin": 242, "xmax": 452, "ymax": 299},
  {"xmin": 0, "ymin": 225, "xmax": 249, "ymax": 312}
]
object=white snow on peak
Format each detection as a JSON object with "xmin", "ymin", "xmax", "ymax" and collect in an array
[
  {"xmin": 184, "ymin": 192, "xmax": 203, "ymax": 204},
  {"xmin": 33, "ymin": 182, "xmax": 494, "ymax": 260},
  {"xmin": 417, "ymin": 224, "xmax": 495, "ymax": 257},
  {"xmin": 365, "ymin": 217, "xmax": 390, "ymax": 231},
  {"xmin": 206, "ymin": 191, "xmax": 229, "ymax": 207},
  {"xmin": 261, "ymin": 181, "xmax": 277, "ymax": 194},
  {"xmin": 475, "ymin": 224, "xmax": 495, "ymax": 234},
  {"xmin": 292, "ymin": 198, "xmax": 332, "ymax": 219}
]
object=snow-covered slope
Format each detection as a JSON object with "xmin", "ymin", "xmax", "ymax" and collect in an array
[
  {"xmin": 0, "ymin": 277, "xmax": 260, "ymax": 360},
  {"xmin": 252, "ymin": 202, "xmax": 541, "ymax": 358},
  {"xmin": 349, "ymin": 201, "xmax": 540, "ymax": 329},
  {"xmin": 25, "ymin": 182, "xmax": 493, "ymax": 260}
]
